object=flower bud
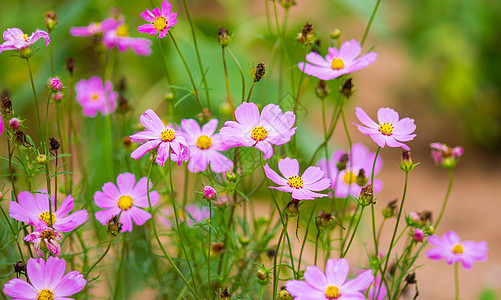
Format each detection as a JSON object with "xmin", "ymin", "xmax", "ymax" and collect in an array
[
  {"xmin": 1, "ymin": 96, "xmax": 13, "ymax": 117},
  {"xmin": 400, "ymin": 150, "xmax": 418, "ymax": 172},
  {"xmin": 65, "ymin": 57, "xmax": 75, "ymax": 74},
  {"xmin": 44, "ymin": 11, "xmax": 58, "ymax": 32},
  {"xmin": 285, "ymin": 199, "xmax": 300, "ymax": 218},
  {"xmin": 412, "ymin": 228, "xmax": 424, "ymax": 242},
  {"xmin": 203, "ymin": 186, "xmax": 217, "ymax": 200},
  {"xmin": 215, "ymin": 194, "xmax": 230, "ymax": 207},
  {"xmin": 330, "ymin": 28, "xmax": 341, "ymax": 40},
  {"xmin": 218, "ymin": 288, "xmax": 231, "ymax": 300},
  {"xmin": 425, "ymin": 225, "xmax": 435, "ymax": 235},
  {"xmin": 211, "ymin": 242, "xmax": 225, "ymax": 256},
  {"xmin": 36, "ymin": 154, "xmax": 47, "ymax": 165},
  {"xmin": 297, "ymin": 22, "xmax": 315, "ymax": 44},
  {"xmin": 280, "ymin": 0, "xmax": 296, "ymax": 9},
  {"xmin": 357, "ymin": 184, "xmax": 373, "ymax": 206},
  {"xmin": 19, "ymin": 47, "xmax": 32, "ymax": 59},
  {"xmin": 12, "ymin": 130, "xmax": 31, "ymax": 147},
  {"xmin": 315, "ymin": 80, "xmax": 330, "ymax": 99},
  {"xmin": 217, "ymin": 27, "xmax": 231, "ymax": 46},
  {"xmin": 48, "ymin": 77, "xmax": 63, "ymax": 92},
  {"xmin": 226, "ymin": 171, "xmax": 236, "ymax": 182},
  {"xmin": 238, "ymin": 235, "xmax": 250, "ymax": 246},
  {"xmin": 340, "ymin": 78, "xmax": 354, "ymax": 99},
  {"xmin": 381, "ymin": 199, "xmax": 398, "ymax": 219},
  {"xmin": 356, "ymin": 169, "xmax": 368, "ymax": 187},
  {"xmin": 256, "ymin": 267, "xmax": 269, "ymax": 285},
  {"xmin": 279, "ymin": 288, "xmax": 293, "ymax": 300},
  {"xmin": 49, "ymin": 137, "xmax": 60, "ymax": 154},
  {"xmin": 107, "ymin": 215, "xmax": 122, "ymax": 236},
  {"xmin": 336, "ymin": 153, "xmax": 349, "ymax": 171},
  {"xmin": 9, "ymin": 118, "xmax": 21, "ymax": 130},
  {"xmin": 51, "ymin": 92, "xmax": 63, "ymax": 102},
  {"xmin": 251, "ymin": 62, "xmax": 266, "ymax": 82}
]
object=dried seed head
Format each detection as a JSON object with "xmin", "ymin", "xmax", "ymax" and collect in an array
[
  {"xmin": 251, "ymin": 62, "xmax": 266, "ymax": 82},
  {"xmin": 356, "ymin": 169, "xmax": 368, "ymax": 187},
  {"xmin": 107, "ymin": 215, "xmax": 122, "ymax": 236},
  {"xmin": 336, "ymin": 153, "xmax": 349, "ymax": 171},
  {"xmin": 44, "ymin": 11, "xmax": 58, "ymax": 31},
  {"xmin": 218, "ymin": 288, "xmax": 231, "ymax": 300},
  {"xmin": 49, "ymin": 137, "xmax": 60, "ymax": 154},
  {"xmin": 340, "ymin": 78, "xmax": 354, "ymax": 98},
  {"xmin": 1, "ymin": 96, "xmax": 13, "ymax": 117},
  {"xmin": 357, "ymin": 184, "xmax": 373, "ymax": 206},
  {"xmin": 315, "ymin": 80, "xmax": 330, "ymax": 99},
  {"xmin": 14, "ymin": 261, "xmax": 26, "ymax": 278},
  {"xmin": 382, "ymin": 199, "xmax": 398, "ymax": 219},
  {"xmin": 297, "ymin": 22, "xmax": 315, "ymax": 44}
]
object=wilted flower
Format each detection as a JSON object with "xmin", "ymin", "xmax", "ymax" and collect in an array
[
  {"xmin": 426, "ymin": 231, "xmax": 488, "ymax": 271},
  {"xmin": 1, "ymin": 96, "xmax": 13, "ymax": 117},
  {"xmin": 44, "ymin": 11, "xmax": 58, "ymax": 32},
  {"xmin": 298, "ymin": 39, "xmax": 376, "ymax": 80},
  {"xmin": 220, "ymin": 102, "xmax": 296, "ymax": 159},
  {"xmin": 297, "ymin": 22, "xmax": 315, "ymax": 44},
  {"xmin": 94, "ymin": 173, "xmax": 159, "ymax": 232},
  {"xmin": 430, "ymin": 142, "xmax": 464, "ymax": 169},
  {"xmin": 354, "ymin": 107, "xmax": 417, "ymax": 150},
  {"xmin": 24, "ymin": 227, "xmax": 62, "ymax": 257},
  {"xmin": 264, "ymin": 157, "xmax": 331, "ymax": 200},
  {"xmin": 0, "ymin": 28, "xmax": 50, "ymax": 57},
  {"xmin": 138, "ymin": 0, "xmax": 178, "ymax": 38},
  {"xmin": 75, "ymin": 76, "xmax": 118, "ymax": 117}
]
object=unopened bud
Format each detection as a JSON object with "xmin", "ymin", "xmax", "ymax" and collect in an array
[
  {"xmin": 203, "ymin": 186, "xmax": 216, "ymax": 200},
  {"xmin": 52, "ymin": 92, "xmax": 63, "ymax": 102},
  {"xmin": 44, "ymin": 11, "xmax": 58, "ymax": 32},
  {"xmin": 36, "ymin": 154, "xmax": 47, "ymax": 164},
  {"xmin": 107, "ymin": 215, "xmax": 122, "ymax": 236},
  {"xmin": 280, "ymin": 0, "xmax": 296, "ymax": 9},
  {"xmin": 340, "ymin": 78, "xmax": 354, "ymax": 98},
  {"xmin": 48, "ymin": 77, "xmax": 63, "ymax": 92},
  {"xmin": 217, "ymin": 27, "xmax": 231, "ymax": 46},
  {"xmin": 412, "ymin": 228, "xmax": 424, "ymax": 242},
  {"xmin": 19, "ymin": 47, "xmax": 32, "ymax": 59},
  {"xmin": 297, "ymin": 22, "xmax": 315, "ymax": 44},
  {"xmin": 315, "ymin": 80, "xmax": 330, "ymax": 99},
  {"xmin": 251, "ymin": 62, "xmax": 266, "ymax": 82},
  {"xmin": 226, "ymin": 171, "xmax": 236, "ymax": 182},
  {"xmin": 357, "ymin": 184, "xmax": 373, "ymax": 206},
  {"xmin": 65, "ymin": 57, "xmax": 75, "ymax": 74},
  {"xmin": 356, "ymin": 169, "xmax": 368, "ymax": 187},
  {"xmin": 256, "ymin": 267, "xmax": 269, "ymax": 285},
  {"xmin": 316, "ymin": 211, "xmax": 335, "ymax": 231},
  {"xmin": 1, "ymin": 96, "xmax": 13, "ymax": 117},
  {"xmin": 336, "ymin": 153, "xmax": 349, "ymax": 171},
  {"xmin": 330, "ymin": 28, "xmax": 341, "ymax": 40},
  {"xmin": 285, "ymin": 199, "xmax": 300, "ymax": 217},
  {"xmin": 9, "ymin": 118, "xmax": 21, "ymax": 130},
  {"xmin": 382, "ymin": 199, "xmax": 398, "ymax": 219},
  {"xmin": 238, "ymin": 235, "xmax": 250, "ymax": 246},
  {"xmin": 400, "ymin": 150, "xmax": 417, "ymax": 172},
  {"xmin": 279, "ymin": 288, "xmax": 293, "ymax": 300},
  {"xmin": 218, "ymin": 288, "xmax": 231, "ymax": 300}
]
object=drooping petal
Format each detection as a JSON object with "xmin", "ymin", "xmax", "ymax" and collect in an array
[
  {"xmin": 355, "ymin": 107, "xmax": 379, "ymax": 129},
  {"xmin": 254, "ymin": 140, "xmax": 274, "ymax": 159}
]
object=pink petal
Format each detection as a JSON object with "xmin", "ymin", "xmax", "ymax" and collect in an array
[
  {"xmin": 95, "ymin": 207, "xmax": 120, "ymax": 225},
  {"xmin": 202, "ymin": 119, "xmax": 218, "ymax": 136},
  {"xmin": 151, "ymin": 7, "xmax": 162, "ymax": 17},
  {"xmin": 305, "ymin": 52, "xmax": 330, "ymax": 67},
  {"xmin": 377, "ymin": 107, "xmax": 399, "ymax": 125},
  {"xmin": 385, "ymin": 136, "xmax": 411, "ymax": 150},
  {"xmin": 343, "ymin": 269, "xmax": 374, "ymax": 291},
  {"xmin": 161, "ymin": 0, "xmax": 172, "ymax": 15},
  {"xmin": 131, "ymin": 140, "xmax": 162, "ymax": 160},
  {"xmin": 270, "ymin": 185, "xmax": 293, "ymax": 193},
  {"xmin": 55, "ymin": 195, "xmax": 74, "ymax": 218},
  {"xmin": 235, "ymin": 102, "xmax": 260, "ymax": 127},
  {"xmin": 3, "ymin": 278, "xmax": 38, "ymax": 298},
  {"xmin": 44, "ymin": 256, "xmax": 66, "ymax": 289},
  {"xmin": 141, "ymin": 109, "xmax": 165, "ymax": 133},
  {"xmin": 264, "ymin": 164, "xmax": 287, "ymax": 186},
  {"xmin": 29, "ymin": 29, "xmax": 50, "ymax": 46},
  {"xmin": 206, "ymin": 151, "xmax": 234, "ymax": 173},
  {"xmin": 54, "ymin": 210, "xmax": 88, "ymax": 232},
  {"xmin": 355, "ymin": 107, "xmax": 379, "ymax": 129},
  {"xmin": 303, "ymin": 178, "xmax": 331, "ymax": 192},
  {"xmin": 141, "ymin": 9, "xmax": 156, "ymax": 22},
  {"xmin": 119, "ymin": 211, "xmax": 134, "ymax": 232},
  {"xmin": 116, "ymin": 173, "xmax": 136, "ymax": 195},
  {"xmin": 297, "ymin": 62, "xmax": 336, "ymax": 80},
  {"xmin": 53, "ymin": 271, "xmax": 86, "ymax": 297},
  {"xmin": 304, "ymin": 265, "xmax": 328, "ymax": 290},
  {"xmin": 70, "ymin": 26, "xmax": 92, "ymax": 36},
  {"xmin": 155, "ymin": 142, "xmax": 170, "ymax": 166},
  {"xmin": 339, "ymin": 39, "xmax": 362, "ymax": 63},
  {"xmin": 129, "ymin": 206, "xmax": 152, "ymax": 226},
  {"xmin": 181, "ymin": 118, "xmax": 202, "ymax": 138},
  {"xmin": 348, "ymin": 52, "xmax": 377, "ymax": 71},
  {"xmin": 325, "ymin": 258, "xmax": 349, "ymax": 286},
  {"xmin": 138, "ymin": 24, "xmax": 158, "ymax": 35},
  {"xmin": 301, "ymin": 166, "xmax": 325, "ymax": 184},
  {"xmin": 278, "ymin": 157, "xmax": 299, "ymax": 178},
  {"xmin": 325, "ymin": 47, "xmax": 340, "ymax": 61},
  {"xmin": 255, "ymin": 140, "xmax": 273, "ymax": 159},
  {"xmin": 27, "ymin": 258, "xmax": 46, "ymax": 290},
  {"xmin": 286, "ymin": 280, "xmax": 326, "ymax": 297},
  {"xmin": 393, "ymin": 117, "xmax": 416, "ymax": 135}
]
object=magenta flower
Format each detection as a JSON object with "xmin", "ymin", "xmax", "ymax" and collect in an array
[
  {"xmin": 75, "ymin": 76, "xmax": 118, "ymax": 117},
  {"xmin": 3, "ymin": 257, "xmax": 85, "ymax": 299},
  {"xmin": 48, "ymin": 76, "xmax": 63, "ymax": 92},
  {"xmin": 138, "ymin": 1, "xmax": 178, "ymax": 38},
  {"xmin": 286, "ymin": 258, "xmax": 374, "ymax": 299},
  {"xmin": 298, "ymin": 39, "xmax": 377, "ymax": 80},
  {"xmin": 179, "ymin": 118, "xmax": 233, "ymax": 173},
  {"xmin": 264, "ymin": 157, "xmax": 331, "ymax": 200},
  {"xmin": 103, "ymin": 24, "xmax": 152, "ymax": 56},
  {"xmin": 220, "ymin": 103, "xmax": 296, "ymax": 159},
  {"xmin": 10, "ymin": 117, "xmax": 20, "ymax": 131},
  {"xmin": 426, "ymin": 231, "xmax": 488, "ymax": 271},
  {"xmin": 94, "ymin": 173, "xmax": 159, "ymax": 232},
  {"xmin": 0, "ymin": 116, "xmax": 3, "ymax": 135},
  {"xmin": 317, "ymin": 143, "xmax": 383, "ymax": 198},
  {"xmin": 413, "ymin": 228, "xmax": 425, "ymax": 242},
  {"xmin": 0, "ymin": 28, "xmax": 50, "ymax": 55},
  {"xmin": 9, "ymin": 189, "xmax": 88, "ymax": 232},
  {"xmin": 430, "ymin": 142, "xmax": 464, "ymax": 168},
  {"xmin": 203, "ymin": 186, "xmax": 216, "ymax": 200},
  {"xmin": 354, "ymin": 107, "xmax": 416, "ymax": 151},
  {"xmin": 130, "ymin": 109, "xmax": 190, "ymax": 166},
  {"xmin": 24, "ymin": 227, "xmax": 62, "ymax": 258},
  {"xmin": 70, "ymin": 17, "xmax": 122, "ymax": 37}
]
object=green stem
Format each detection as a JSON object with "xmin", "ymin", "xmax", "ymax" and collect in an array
[
  {"xmin": 207, "ymin": 200, "xmax": 212, "ymax": 299},
  {"xmin": 434, "ymin": 168, "xmax": 453, "ymax": 228},
  {"xmin": 314, "ymin": 230, "xmax": 321, "ymax": 265},
  {"xmin": 85, "ymin": 237, "xmax": 112, "ymax": 278},
  {"xmin": 221, "ymin": 46, "xmax": 235, "ymax": 120},
  {"xmin": 272, "ymin": 218, "xmax": 288, "ymax": 300},
  {"xmin": 112, "ymin": 234, "xmax": 127, "ymax": 300},
  {"xmin": 226, "ymin": 47, "xmax": 245, "ymax": 102},
  {"xmin": 360, "ymin": 0, "xmax": 382, "ymax": 47},
  {"xmin": 25, "ymin": 58, "xmax": 45, "ymax": 150},
  {"xmin": 370, "ymin": 147, "xmax": 381, "ymax": 258},
  {"xmin": 341, "ymin": 206, "xmax": 364, "ymax": 257},
  {"xmin": 246, "ymin": 81, "xmax": 256, "ymax": 103},
  {"xmin": 454, "ymin": 262, "xmax": 460, "ymax": 300},
  {"xmin": 297, "ymin": 201, "xmax": 317, "ymax": 276}
]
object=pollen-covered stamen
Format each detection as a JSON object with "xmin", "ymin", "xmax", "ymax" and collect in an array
[
  {"xmin": 288, "ymin": 175, "xmax": 304, "ymax": 189},
  {"xmin": 91, "ymin": 93, "xmax": 99, "ymax": 101},
  {"xmin": 37, "ymin": 288, "xmax": 54, "ymax": 300},
  {"xmin": 379, "ymin": 122, "xmax": 394, "ymax": 136},
  {"xmin": 251, "ymin": 126, "xmax": 268, "ymax": 141},
  {"xmin": 116, "ymin": 24, "xmax": 129, "ymax": 37},
  {"xmin": 331, "ymin": 58, "xmax": 344, "ymax": 70},
  {"xmin": 118, "ymin": 195, "xmax": 134, "ymax": 210},
  {"xmin": 152, "ymin": 16, "xmax": 167, "ymax": 32},
  {"xmin": 325, "ymin": 285, "xmax": 340, "ymax": 299},
  {"xmin": 196, "ymin": 135, "xmax": 212, "ymax": 149},
  {"xmin": 39, "ymin": 211, "xmax": 56, "ymax": 226},
  {"xmin": 160, "ymin": 128, "xmax": 176, "ymax": 142},
  {"xmin": 453, "ymin": 244, "xmax": 464, "ymax": 254},
  {"xmin": 343, "ymin": 171, "xmax": 356, "ymax": 184},
  {"xmin": 40, "ymin": 229, "xmax": 55, "ymax": 240}
]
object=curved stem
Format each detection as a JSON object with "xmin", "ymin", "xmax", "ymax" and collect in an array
[
  {"xmin": 226, "ymin": 47, "xmax": 245, "ymax": 102},
  {"xmin": 341, "ymin": 206, "xmax": 365, "ymax": 257},
  {"xmin": 434, "ymin": 168, "xmax": 453, "ymax": 228},
  {"xmin": 221, "ymin": 46, "xmax": 235, "ymax": 120},
  {"xmin": 360, "ymin": 0, "xmax": 382, "ymax": 47},
  {"xmin": 246, "ymin": 81, "xmax": 256, "ymax": 103},
  {"xmin": 85, "ymin": 237, "xmax": 112, "ymax": 278}
]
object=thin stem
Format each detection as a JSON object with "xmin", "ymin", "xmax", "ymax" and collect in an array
[
  {"xmin": 434, "ymin": 168, "xmax": 454, "ymax": 228},
  {"xmin": 207, "ymin": 200, "xmax": 212, "ymax": 299},
  {"xmin": 221, "ymin": 46, "xmax": 235, "ymax": 120},
  {"xmin": 246, "ymin": 81, "xmax": 256, "ymax": 103},
  {"xmin": 226, "ymin": 47, "xmax": 245, "ymax": 102},
  {"xmin": 85, "ymin": 237, "xmax": 112, "ymax": 278},
  {"xmin": 293, "ymin": 45, "xmax": 311, "ymax": 114},
  {"xmin": 67, "ymin": 69, "xmax": 74, "ymax": 193},
  {"xmin": 360, "ymin": 0, "xmax": 382, "ymax": 47},
  {"xmin": 297, "ymin": 201, "xmax": 317, "ymax": 275},
  {"xmin": 112, "ymin": 234, "xmax": 127, "ymax": 300},
  {"xmin": 25, "ymin": 58, "xmax": 45, "ymax": 150},
  {"xmin": 156, "ymin": 39, "xmax": 177, "ymax": 99},
  {"xmin": 370, "ymin": 147, "xmax": 381, "ymax": 257},
  {"xmin": 7, "ymin": 139, "xmax": 19, "ymax": 202},
  {"xmin": 341, "ymin": 206, "xmax": 364, "ymax": 257},
  {"xmin": 454, "ymin": 262, "xmax": 460, "ymax": 300},
  {"xmin": 272, "ymin": 218, "xmax": 288, "ymax": 300},
  {"xmin": 314, "ymin": 230, "xmax": 321, "ymax": 265}
]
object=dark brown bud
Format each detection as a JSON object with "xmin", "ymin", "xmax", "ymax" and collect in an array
[
  {"xmin": 218, "ymin": 288, "xmax": 231, "ymax": 300},
  {"xmin": 417, "ymin": 211, "xmax": 433, "ymax": 224},
  {"xmin": 217, "ymin": 27, "xmax": 231, "ymax": 46},
  {"xmin": 356, "ymin": 169, "xmax": 368, "ymax": 187},
  {"xmin": 65, "ymin": 57, "xmax": 75, "ymax": 74},
  {"xmin": 285, "ymin": 199, "xmax": 300, "ymax": 217},
  {"xmin": 117, "ymin": 96, "xmax": 131, "ymax": 114},
  {"xmin": 297, "ymin": 22, "xmax": 315, "ymax": 44},
  {"xmin": 107, "ymin": 215, "xmax": 122, "ymax": 236},
  {"xmin": 251, "ymin": 62, "xmax": 266, "ymax": 82},
  {"xmin": 336, "ymin": 153, "xmax": 349, "ymax": 171},
  {"xmin": 14, "ymin": 261, "xmax": 27, "ymax": 278},
  {"xmin": 49, "ymin": 137, "xmax": 61, "ymax": 155},
  {"xmin": 405, "ymin": 272, "xmax": 417, "ymax": 284},
  {"xmin": 122, "ymin": 137, "xmax": 132, "ymax": 148},
  {"xmin": 357, "ymin": 184, "xmax": 373, "ymax": 206},
  {"xmin": 44, "ymin": 11, "xmax": 58, "ymax": 31},
  {"xmin": 340, "ymin": 78, "xmax": 354, "ymax": 98},
  {"xmin": 400, "ymin": 150, "xmax": 417, "ymax": 171},
  {"xmin": 256, "ymin": 267, "xmax": 269, "ymax": 283},
  {"xmin": 12, "ymin": 130, "xmax": 32, "ymax": 148},
  {"xmin": 118, "ymin": 77, "xmax": 127, "ymax": 92},
  {"xmin": 211, "ymin": 242, "xmax": 225, "ymax": 256},
  {"xmin": 1, "ymin": 96, "xmax": 13, "ymax": 117},
  {"xmin": 266, "ymin": 249, "xmax": 276, "ymax": 259},
  {"xmin": 382, "ymin": 199, "xmax": 398, "ymax": 219},
  {"xmin": 316, "ymin": 211, "xmax": 335, "ymax": 231},
  {"xmin": 315, "ymin": 80, "xmax": 330, "ymax": 99}
]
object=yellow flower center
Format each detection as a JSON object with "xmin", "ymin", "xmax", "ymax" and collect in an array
[
  {"xmin": 152, "ymin": 16, "xmax": 167, "ymax": 32},
  {"xmin": 39, "ymin": 211, "xmax": 56, "ymax": 226},
  {"xmin": 343, "ymin": 171, "xmax": 356, "ymax": 184},
  {"xmin": 251, "ymin": 126, "xmax": 268, "ymax": 141},
  {"xmin": 196, "ymin": 135, "xmax": 212, "ymax": 149},
  {"xmin": 287, "ymin": 175, "xmax": 304, "ymax": 189},
  {"xmin": 331, "ymin": 58, "xmax": 344, "ymax": 70},
  {"xmin": 116, "ymin": 24, "xmax": 129, "ymax": 37},
  {"xmin": 325, "ymin": 285, "xmax": 340, "ymax": 299},
  {"xmin": 379, "ymin": 122, "xmax": 394, "ymax": 136},
  {"xmin": 453, "ymin": 244, "xmax": 463, "ymax": 254},
  {"xmin": 37, "ymin": 289, "xmax": 54, "ymax": 300},
  {"xmin": 40, "ymin": 229, "xmax": 55, "ymax": 240},
  {"xmin": 161, "ymin": 128, "xmax": 176, "ymax": 142},
  {"xmin": 91, "ymin": 93, "xmax": 99, "ymax": 101},
  {"xmin": 22, "ymin": 33, "xmax": 29, "ymax": 42},
  {"xmin": 118, "ymin": 195, "xmax": 134, "ymax": 210}
]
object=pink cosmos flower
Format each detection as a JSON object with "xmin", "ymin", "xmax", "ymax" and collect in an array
[
  {"xmin": 426, "ymin": 231, "xmax": 488, "ymax": 271},
  {"xmin": 9, "ymin": 189, "xmax": 88, "ymax": 232},
  {"xmin": 286, "ymin": 258, "xmax": 374, "ymax": 299},
  {"xmin": 179, "ymin": 118, "xmax": 233, "ymax": 173},
  {"xmin": 130, "ymin": 109, "xmax": 190, "ymax": 166},
  {"xmin": 103, "ymin": 24, "xmax": 152, "ymax": 56},
  {"xmin": 264, "ymin": 157, "xmax": 331, "ymax": 200},
  {"xmin": 354, "ymin": 107, "xmax": 417, "ymax": 151},
  {"xmin": 219, "ymin": 103, "xmax": 296, "ymax": 159},
  {"xmin": 160, "ymin": 205, "xmax": 210, "ymax": 228},
  {"xmin": 24, "ymin": 227, "xmax": 62, "ymax": 258},
  {"xmin": 70, "ymin": 17, "xmax": 122, "ymax": 37},
  {"xmin": 94, "ymin": 173, "xmax": 159, "ymax": 232},
  {"xmin": 298, "ymin": 39, "xmax": 377, "ymax": 80},
  {"xmin": 138, "ymin": 1, "xmax": 178, "ymax": 38},
  {"xmin": 317, "ymin": 143, "xmax": 383, "ymax": 198},
  {"xmin": 368, "ymin": 277, "xmax": 387, "ymax": 300},
  {"xmin": 430, "ymin": 142, "xmax": 464, "ymax": 168},
  {"xmin": 3, "ymin": 257, "xmax": 86, "ymax": 299},
  {"xmin": 75, "ymin": 76, "xmax": 118, "ymax": 117},
  {"xmin": 0, "ymin": 28, "xmax": 50, "ymax": 54}
]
